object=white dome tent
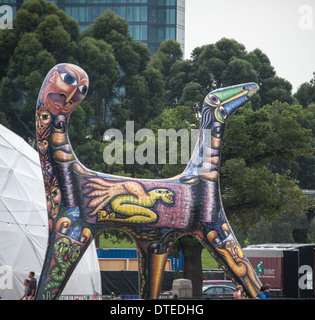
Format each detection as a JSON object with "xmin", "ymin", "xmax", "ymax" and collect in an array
[{"xmin": 0, "ymin": 124, "xmax": 101, "ymax": 300}]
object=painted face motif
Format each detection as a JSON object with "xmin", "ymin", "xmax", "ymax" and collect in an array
[
  {"xmin": 38, "ymin": 138, "xmax": 49, "ymax": 155},
  {"xmin": 45, "ymin": 177, "xmax": 62, "ymax": 219},
  {"xmin": 41, "ymin": 155, "xmax": 53, "ymax": 179},
  {"xmin": 53, "ymin": 237, "xmax": 71, "ymax": 262},
  {"xmin": 36, "ymin": 108, "xmax": 52, "ymax": 135},
  {"xmin": 68, "ymin": 244, "xmax": 81, "ymax": 263},
  {"xmin": 42, "ymin": 64, "xmax": 89, "ymax": 115},
  {"xmin": 152, "ymin": 189, "xmax": 174, "ymax": 204},
  {"xmin": 225, "ymin": 240, "xmax": 244, "ymax": 259}
]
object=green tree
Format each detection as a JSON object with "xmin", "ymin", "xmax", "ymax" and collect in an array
[
  {"xmin": 149, "ymin": 39, "xmax": 183, "ymax": 108},
  {"xmin": 76, "ymin": 36, "xmax": 118, "ymax": 128},
  {"xmin": 222, "ymin": 58, "xmax": 258, "ymax": 86},
  {"xmin": 295, "ymin": 73, "xmax": 315, "ymax": 107},
  {"xmin": 220, "ymin": 101, "xmax": 314, "ymax": 234},
  {"xmin": 174, "ymin": 38, "xmax": 293, "ymax": 112},
  {"xmin": 164, "ymin": 59, "xmax": 193, "ymax": 108},
  {"xmin": 222, "ymin": 102, "xmax": 313, "ymax": 166},
  {"xmin": 0, "ymin": 0, "xmax": 78, "ymax": 140},
  {"xmin": 293, "ymin": 76, "xmax": 315, "ymax": 189},
  {"xmin": 84, "ymin": 10, "xmax": 164, "ymax": 130}
]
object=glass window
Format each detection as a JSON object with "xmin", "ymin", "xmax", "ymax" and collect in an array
[
  {"xmin": 157, "ymin": 9, "xmax": 165, "ymax": 24},
  {"xmin": 133, "ymin": 24, "xmax": 140, "ymax": 40},
  {"xmin": 129, "ymin": 24, "xmax": 134, "ymax": 36},
  {"xmin": 166, "ymin": 9, "xmax": 175, "ymax": 24},
  {"xmin": 79, "ymin": 7, "xmax": 85, "ymax": 22},
  {"xmin": 130, "ymin": 24, "xmax": 147, "ymax": 40},
  {"xmin": 92, "ymin": 6, "xmax": 100, "ymax": 19},
  {"xmin": 120, "ymin": 6, "xmax": 126, "ymax": 18},
  {"xmin": 149, "ymin": 9, "xmax": 156, "ymax": 23},
  {"xmin": 71, "ymin": 6, "xmax": 79, "ymax": 20},
  {"xmin": 112, "ymin": 6, "xmax": 119, "ymax": 15},
  {"xmin": 134, "ymin": 7, "xmax": 140, "ymax": 21},
  {"xmin": 65, "ymin": 7, "xmax": 71, "ymax": 16},
  {"xmin": 126, "ymin": 6, "xmax": 133, "ymax": 21},
  {"xmin": 87, "ymin": 7, "xmax": 93, "ymax": 22},
  {"xmin": 158, "ymin": 27, "xmax": 164, "ymax": 41},
  {"xmin": 99, "ymin": 6, "xmax": 107, "ymax": 14},
  {"xmin": 167, "ymin": 0, "xmax": 176, "ymax": 5},
  {"xmin": 140, "ymin": 25, "xmax": 147, "ymax": 40},
  {"xmin": 140, "ymin": 6, "xmax": 147, "ymax": 22},
  {"xmin": 166, "ymin": 27, "xmax": 175, "ymax": 39}
]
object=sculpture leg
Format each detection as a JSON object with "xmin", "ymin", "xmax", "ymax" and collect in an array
[
  {"xmin": 135, "ymin": 239, "xmax": 172, "ymax": 299},
  {"xmin": 198, "ymin": 222, "xmax": 261, "ymax": 298},
  {"xmin": 35, "ymin": 230, "xmax": 94, "ymax": 300}
]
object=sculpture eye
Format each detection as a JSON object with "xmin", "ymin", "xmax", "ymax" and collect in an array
[
  {"xmin": 205, "ymin": 94, "xmax": 220, "ymax": 107},
  {"xmin": 219, "ymin": 106, "xmax": 227, "ymax": 119},
  {"xmin": 78, "ymin": 85, "xmax": 88, "ymax": 95},
  {"xmin": 210, "ymin": 95, "xmax": 219, "ymax": 104},
  {"xmin": 215, "ymin": 106, "xmax": 227, "ymax": 123},
  {"xmin": 60, "ymin": 73, "xmax": 78, "ymax": 86}
]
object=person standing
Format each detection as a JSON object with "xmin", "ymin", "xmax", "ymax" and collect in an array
[
  {"xmin": 264, "ymin": 284, "xmax": 271, "ymax": 298},
  {"xmin": 20, "ymin": 279, "xmax": 30, "ymax": 300},
  {"xmin": 28, "ymin": 272, "xmax": 37, "ymax": 300},
  {"xmin": 256, "ymin": 286, "xmax": 266, "ymax": 299},
  {"xmin": 233, "ymin": 285, "xmax": 244, "ymax": 299}
]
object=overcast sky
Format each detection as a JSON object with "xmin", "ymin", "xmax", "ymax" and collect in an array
[{"xmin": 185, "ymin": 0, "xmax": 315, "ymax": 93}]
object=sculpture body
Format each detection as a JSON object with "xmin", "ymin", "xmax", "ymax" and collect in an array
[{"xmin": 35, "ymin": 63, "xmax": 261, "ymax": 299}]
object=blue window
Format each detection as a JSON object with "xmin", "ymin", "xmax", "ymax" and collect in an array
[{"xmin": 140, "ymin": 6, "xmax": 147, "ymax": 22}]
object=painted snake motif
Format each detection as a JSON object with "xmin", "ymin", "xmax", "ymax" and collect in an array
[
  {"xmin": 98, "ymin": 188, "xmax": 174, "ymax": 224},
  {"xmin": 84, "ymin": 178, "xmax": 174, "ymax": 224},
  {"xmin": 42, "ymin": 237, "xmax": 81, "ymax": 300}
]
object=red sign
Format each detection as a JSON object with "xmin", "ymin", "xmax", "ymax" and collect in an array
[{"xmin": 247, "ymin": 257, "xmax": 284, "ymax": 289}]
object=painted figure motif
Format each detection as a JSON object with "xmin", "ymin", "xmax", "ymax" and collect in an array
[{"xmin": 35, "ymin": 63, "xmax": 261, "ymax": 300}]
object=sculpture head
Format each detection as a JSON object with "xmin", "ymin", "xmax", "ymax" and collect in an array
[
  {"xmin": 202, "ymin": 82, "xmax": 259, "ymax": 128},
  {"xmin": 38, "ymin": 63, "xmax": 89, "ymax": 116},
  {"xmin": 183, "ymin": 82, "xmax": 259, "ymax": 179},
  {"xmin": 149, "ymin": 189, "xmax": 174, "ymax": 204}
]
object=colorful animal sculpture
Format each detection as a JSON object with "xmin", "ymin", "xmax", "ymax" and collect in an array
[{"xmin": 35, "ymin": 63, "xmax": 262, "ymax": 300}]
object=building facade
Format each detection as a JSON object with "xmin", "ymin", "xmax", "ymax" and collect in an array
[{"xmin": 1, "ymin": 0, "xmax": 185, "ymax": 54}]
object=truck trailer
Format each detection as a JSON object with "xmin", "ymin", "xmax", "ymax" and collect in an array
[{"xmin": 243, "ymin": 243, "xmax": 315, "ymax": 299}]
